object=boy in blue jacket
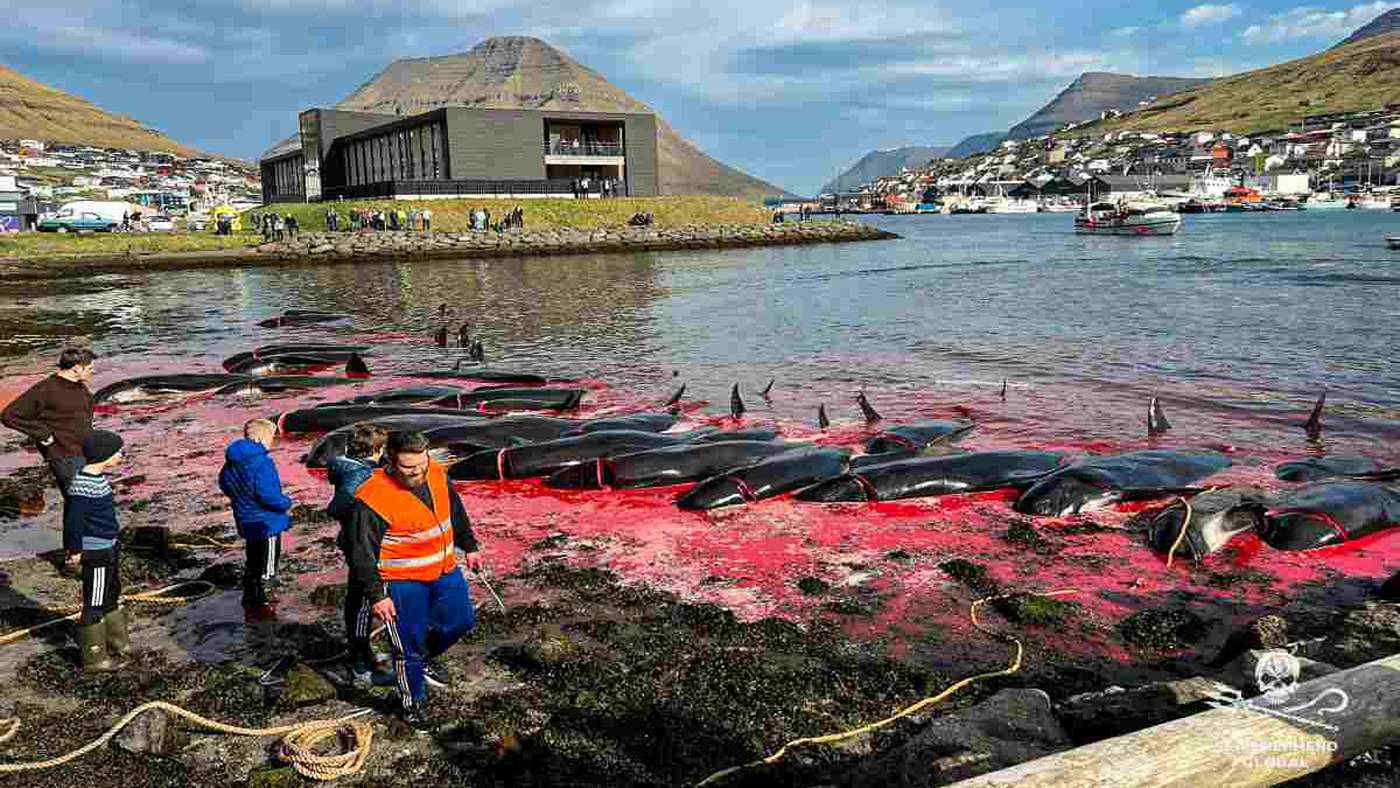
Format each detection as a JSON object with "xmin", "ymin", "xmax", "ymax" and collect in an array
[
  {"xmin": 67, "ymin": 429, "xmax": 129, "ymax": 673},
  {"xmin": 325, "ymin": 423, "xmax": 388, "ymax": 685},
  {"xmin": 218, "ymin": 418, "xmax": 293, "ymax": 608}
]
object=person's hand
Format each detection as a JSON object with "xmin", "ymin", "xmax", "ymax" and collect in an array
[
  {"xmin": 371, "ymin": 597, "xmax": 396, "ymax": 623},
  {"xmin": 463, "ymin": 550, "xmax": 484, "ymax": 573}
]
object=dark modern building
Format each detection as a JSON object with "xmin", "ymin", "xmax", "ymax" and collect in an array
[{"xmin": 260, "ymin": 106, "xmax": 660, "ymax": 203}]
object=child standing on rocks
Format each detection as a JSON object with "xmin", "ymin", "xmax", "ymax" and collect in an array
[
  {"xmin": 218, "ymin": 419, "xmax": 293, "ymax": 612},
  {"xmin": 326, "ymin": 423, "xmax": 389, "ymax": 686},
  {"xmin": 67, "ymin": 429, "xmax": 129, "ymax": 673}
]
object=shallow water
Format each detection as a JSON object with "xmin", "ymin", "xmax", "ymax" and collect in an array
[{"xmin": 1, "ymin": 209, "xmax": 1397, "ymax": 663}]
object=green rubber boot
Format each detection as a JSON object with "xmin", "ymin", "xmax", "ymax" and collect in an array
[
  {"xmin": 104, "ymin": 609, "xmax": 130, "ymax": 666},
  {"xmin": 76, "ymin": 623, "xmax": 116, "ymax": 673}
]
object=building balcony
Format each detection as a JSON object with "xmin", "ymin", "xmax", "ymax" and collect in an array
[{"xmin": 543, "ymin": 141, "xmax": 625, "ymax": 165}]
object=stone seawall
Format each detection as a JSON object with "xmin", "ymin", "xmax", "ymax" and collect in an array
[
  {"xmin": 251, "ymin": 221, "xmax": 898, "ymax": 262},
  {"xmin": 1, "ymin": 222, "xmax": 898, "ymax": 278}
]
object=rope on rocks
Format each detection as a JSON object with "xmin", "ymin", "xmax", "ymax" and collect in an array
[
  {"xmin": 0, "ymin": 701, "xmax": 373, "ymax": 780},
  {"xmin": 0, "ymin": 580, "xmax": 216, "ymax": 647},
  {"xmin": 694, "ymin": 588, "xmax": 1082, "ymax": 787}
]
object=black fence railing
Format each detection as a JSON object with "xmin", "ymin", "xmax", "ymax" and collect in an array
[
  {"xmin": 544, "ymin": 142, "xmax": 625, "ymax": 156},
  {"xmin": 322, "ymin": 179, "xmax": 629, "ymax": 201},
  {"xmin": 263, "ymin": 193, "xmax": 306, "ymax": 204}
]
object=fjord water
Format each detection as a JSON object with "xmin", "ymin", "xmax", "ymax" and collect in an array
[{"xmin": 2, "ymin": 209, "xmax": 1398, "ymax": 459}]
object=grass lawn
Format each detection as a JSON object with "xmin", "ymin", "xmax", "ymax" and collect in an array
[
  {"xmin": 0, "ymin": 231, "xmax": 259, "ymax": 260},
  {"xmin": 252, "ymin": 195, "xmax": 771, "ymax": 232}
]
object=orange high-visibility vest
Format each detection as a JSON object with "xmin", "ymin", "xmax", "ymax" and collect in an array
[{"xmin": 355, "ymin": 463, "xmax": 456, "ymax": 583}]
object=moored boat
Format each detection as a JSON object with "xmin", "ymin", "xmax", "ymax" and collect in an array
[
  {"xmin": 1387, "ymin": 236, "xmax": 1400, "ymax": 250},
  {"xmin": 1074, "ymin": 201, "xmax": 1182, "ymax": 236}
]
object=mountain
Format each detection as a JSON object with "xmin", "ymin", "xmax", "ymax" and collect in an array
[
  {"xmin": 0, "ymin": 64, "xmax": 194, "ymax": 154},
  {"xmin": 1334, "ymin": 8, "xmax": 1400, "ymax": 48},
  {"xmin": 1007, "ymin": 72, "xmax": 1211, "ymax": 140},
  {"xmin": 333, "ymin": 37, "xmax": 790, "ymax": 199},
  {"xmin": 946, "ymin": 133, "xmax": 1009, "ymax": 158},
  {"xmin": 1081, "ymin": 31, "xmax": 1400, "ymax": 136},
  {"xmin": 820, "ymin": 146, "xmax": 949, "ymax": 193}
]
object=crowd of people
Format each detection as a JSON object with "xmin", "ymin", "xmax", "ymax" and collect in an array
[
  {"xmin": 1, "ymin": 346, "xmax": 484, "ymax": 729},
  {"xmin": 247, "ymin": 213, "xmax": 299, "ymax": 242},
  {"xmin": 570, "ymin": 176, "xmax": 624, "ymax": 199}
]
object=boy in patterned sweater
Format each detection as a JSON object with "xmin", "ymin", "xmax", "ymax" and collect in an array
[{"xmin": 65, "ymin": 430, "xmax": 129, "ymax": 673}]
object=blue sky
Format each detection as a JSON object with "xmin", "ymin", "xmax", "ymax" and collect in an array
[{"xmin": 4, "ymin": 0, "xmax": 1395, "ymax": 194}]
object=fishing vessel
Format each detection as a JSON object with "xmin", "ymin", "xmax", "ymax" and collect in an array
[{"xmin": 1074, "ymin": 201, "xmax": 1182, "ymax": 235}]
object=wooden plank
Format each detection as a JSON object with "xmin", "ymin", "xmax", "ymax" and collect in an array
[{"xmin": 951, "ymin": 653, "xmax": 1400, "ymax": 787}]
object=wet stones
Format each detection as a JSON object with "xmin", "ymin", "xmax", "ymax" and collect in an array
[
  {"xmin": 308, "ymin": 583, "xmax": 347, "ymax": 609},
  {"xmin": 198, "ymin": 562, "xmax": 243, "ymax": 589},
  {"xmin": 112, "ymin": 707, "xmax": 190, "ymax": 757},
  {"xmin": 1055, "ymin": 677, "xmax": 1232, "ymax": 742},
  {"xmin": 992, "ymin": 593, "xmax": 1079, "ymax": 626},
  {"xmin": 1324, "ymin": 601, "xmax": 1400, "ymax": 667},
  {"xmin": 845, "ymin": 689, "xmax": 1071, "ymax": 786},
  {"xmin": 0, "ymin": 473, "xmax": 47, "ymax": 518},
  {"xmin": 247, "ymin": 766, "xmax": 302, "ymax": 788},
  {"xmin": 796, "ymin": 576, "xmax": 830, "ymax": 596},
  {"xmin": 1380, "ymin": 571, "xmax": 1400, "ymax": 602},
  {"xmin": 1118, "ymin": 608, "xmax": 1208, "ymax": 650},
  {"xmin": 939, "ymin": 559, "xmax": 996, "ymax": 595}
]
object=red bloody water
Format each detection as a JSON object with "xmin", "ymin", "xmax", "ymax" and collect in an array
[{"xmin": 3, "ymin": 351, "xmax": 1397, "ymax": 664}]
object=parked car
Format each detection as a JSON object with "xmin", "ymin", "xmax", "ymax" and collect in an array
[
  {"xmin": 37, "ymin": 211, "xmax": 120, "ymax": 233},
  {"xmin": 147, "ymin": 215, "xmax": 176, "ymax": 232}
]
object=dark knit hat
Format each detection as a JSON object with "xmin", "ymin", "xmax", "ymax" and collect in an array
[{"xmin": 82, "ymin": 430, "xmax": 124, "ymax": 464}]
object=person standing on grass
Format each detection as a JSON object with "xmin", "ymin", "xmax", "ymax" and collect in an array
[
  {"xmin": 218, "ymin": 418, "xmax": 293, "ymax": 613},
  {"xmin": 422, "ymin": 207, "xmax": 432, "ymax": 233},
  {"xmin": 344, "ymin": 430, "xmax": 482, "ymax": 729},
  {"xmin": 2, "ymin": 345, "xmax": 96, "ymax": 569}
]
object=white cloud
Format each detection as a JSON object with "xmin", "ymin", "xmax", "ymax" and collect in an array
[
  {"xmin": 1180, "ymin": 3, "xmax": 1243, "ymax": 28},
  {"xmin": 1109, "ymin": 26, "xmax": 1143, "ymax": 36},
  {"xmin": 5, "ymin": 18, "xmax": 209, "ymax": 64},
  {"xmin": 1240, "ymin": 1, "xmax": 1400, "ymax": 43}
]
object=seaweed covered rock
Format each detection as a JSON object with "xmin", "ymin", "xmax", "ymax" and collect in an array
[
  {"xmin": 1118, "ymin": 608, "xmax": 1207, "ymax": 650},
  {"xmin": 843, "ymin": 689, "xmax": 1071, "ymax": 786},
  {"xmin": 280, "ymin": 664, "xmax": 336, "ymax": 709},
  {"xmin": 112, "ymin": 707, "xmax": 189, "ymax": 757}
]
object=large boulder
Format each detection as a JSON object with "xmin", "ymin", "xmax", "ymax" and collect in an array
[
  {"xmin": 112, "ymin": 707, "xmax": 189, "ymax": 757},
  {"xmin": 843, "ymin": 689, "xmax": 1071, "ymax": 786},
  {"xmin": 1055, "ymin": 677, "xmax": 1234, "ymax": 743}
]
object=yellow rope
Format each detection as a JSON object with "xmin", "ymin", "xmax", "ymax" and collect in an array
[
  {"xmin": 1165, "ymin": 495, "xmax": 1194, "ymax": 568},
  {"xmin": 0, "ymin": 580, "xmax": 215, "ymax": 647},
  {"xmin": 0, "ymin": 701, "xmax": 373, "ymax": 780},
  {"xmin": 165, "ymin": 532, "xmax": 239, "ymax": 549},
  {"xmin": 694, "ymin": 588, "xmax": 1081, "ymax": 787}
]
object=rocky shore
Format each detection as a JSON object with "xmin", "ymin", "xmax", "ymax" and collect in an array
[{"xmin": 0, "ymin": 222, "xmax": 899, "ymax": 277}]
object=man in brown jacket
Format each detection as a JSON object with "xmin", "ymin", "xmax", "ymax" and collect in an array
[{"xmin": 2, "ymin": 345, "xmax": 97, "ymax": 564}]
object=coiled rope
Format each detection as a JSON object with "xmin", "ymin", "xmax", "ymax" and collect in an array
[
  {"xmin": 0, "ymin": 580, "xmax": 216, "ymax": 647},
  {"xmin": 695, "ymin": 588, "xmax": 1081, "ymax": 787},
  {"xmin": 0, "ymin": 701, "xmax": 373, "ymax": 779}
]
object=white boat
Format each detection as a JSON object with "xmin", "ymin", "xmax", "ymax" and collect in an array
[
  {"xmin": 1074, "ymin": 201, "xmax": 1182, "ymax": 235},
  {"xmin": 984, "ymin": 197, "xmax": 1038, "ymax": 214},
  {"xmin": 1347, "ymin": 195, "xmax": 1391, "ymax": 210},
  {"xmin": 1037, "ymin": 201, "xmax": 1081, "ymax": 213},
  {"xmin": 1387, "ymin": 236, "xmax": 1400, "ymax": 250}
]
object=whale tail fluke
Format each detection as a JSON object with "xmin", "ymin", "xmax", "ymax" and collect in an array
[
  {"xmin": 856, "ymin": 391, "xmax": 881, "ymax": 424},
  {"xmin": 817, "ymin": 404, "xmax": 830, "ymax": 430},
  {"xmin": 761, "ymin": 379, "xmax": 775, "ymax": 399},
  {"xmin": 1305, "ymin": 390, "xmax": 1325, "ymax": 439},
  {"xmin": 1148, "ymin": 396, "xmax": 1172, "ymax": 436},
  {"xmin": 345, "ymin": 353, "xmax": 370, "ymax": 377},
  {"xmin": 664, "ymin": 384, "xmax": 686, "ymax": 407},
  {"xmin": 730, "ymin": 384, "xmax": 745, "ymax": 420}
]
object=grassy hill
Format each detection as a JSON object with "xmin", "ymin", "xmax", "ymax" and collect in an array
[
  {"xmin": 1008, "ymin": 72, "xmax": 1210, "ymax": 139},
  {"xmin": 1073, "ymin": 31, "xmax": 1400, "ymax": 136},
  {"xmin": 0, "ymin": 64, "xmax": 195, "ymax": 154},
  {"xmin": 335, "ymin": 37, "xmax": 791, "ymax": 200}
]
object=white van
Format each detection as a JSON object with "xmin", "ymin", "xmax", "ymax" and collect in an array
[{"xmin": 54, "ymin": 200, "xmax": 138, "ymax": 226}]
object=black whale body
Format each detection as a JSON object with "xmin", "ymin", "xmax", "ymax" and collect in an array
[
  {"xmin": 544, "ymin": 440, "xmax": 797, "ymax": 490},
  {"xmin": 450, "ymin": 430, "xmax": 689, "ymax": 481},
  {"xmin": 676, "ymin": 447, "xmax": 851, "ymax": 510},
  {"xmin": 796, "ymin": 450, "xmax": 1068, "ymax": 502},
  {"xmin": 1014, "ymin": 449, "xmax": 1231, "ymax": 517},
  {"xmin": 1259, "ymin": 481, "xmax": 1400, "ymax": 551}
]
